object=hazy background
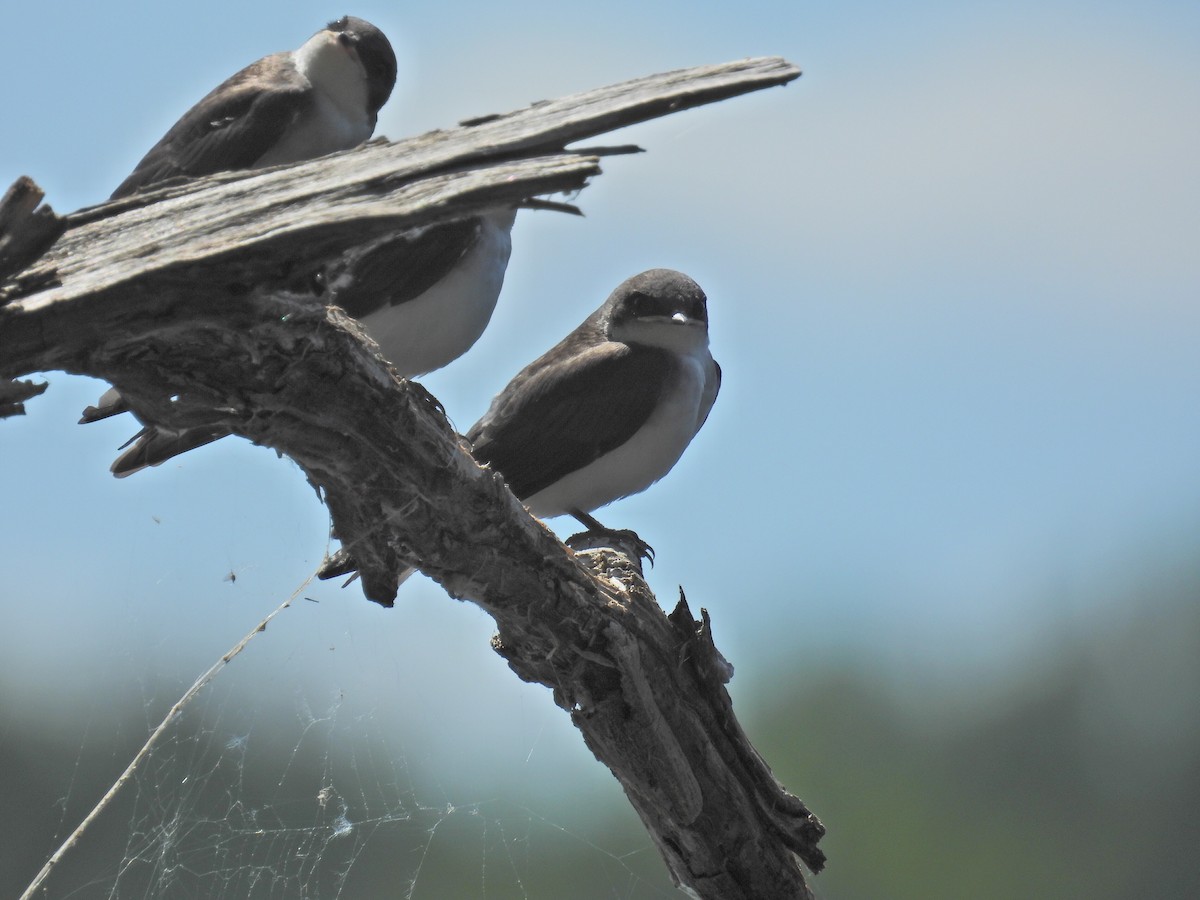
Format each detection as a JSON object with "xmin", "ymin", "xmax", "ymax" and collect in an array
[{"xmin": 2, "ymin": 1, "xmax": 1198, "ymax": 897}]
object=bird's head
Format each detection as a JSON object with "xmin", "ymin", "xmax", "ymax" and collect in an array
[
  {"xmin": 323, "ymin": 16, "xmax": 398, "ymax": 114},
  {"xmin": 605, "ymin": 269, "xmax": 711, "ymax": 353}
]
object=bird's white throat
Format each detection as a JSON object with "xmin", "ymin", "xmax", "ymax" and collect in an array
[
  {"xmin": 294, "ymin": 30, "xmax": 370, "ymax": 113},
  {"xmin": 610, "ymin": 315, "xmax": 709, "ymax": 355}
]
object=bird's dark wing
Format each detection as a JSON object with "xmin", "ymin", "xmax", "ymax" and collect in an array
[
  {"xmin": 467, "ymin": 342, "xmax": 674, "ymax": 501},
  {"xmin": 111, "ymin": 54, "xmax": 311, "ymax": 199},
  {"xmin": 331, "ymin": 219, "xmax": 483, "ymax": 316}
]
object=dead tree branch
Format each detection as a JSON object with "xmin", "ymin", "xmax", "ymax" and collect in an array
[{"xmin": 0, "ymin": 57, "xmax": 824, "ymax": 898}]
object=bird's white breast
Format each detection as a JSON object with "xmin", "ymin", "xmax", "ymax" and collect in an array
[
  {"xmin": 359, "ymin": 209, "xmax": 516, "ymax": 377},
  {"xmin": 523, "ymin": 343, "xmax": 718, "ymax": 519}
]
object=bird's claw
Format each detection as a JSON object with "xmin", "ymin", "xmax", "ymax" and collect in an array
[{"xmin": 566, "ymin": 527, "xmax": 655, "ymax": 566}]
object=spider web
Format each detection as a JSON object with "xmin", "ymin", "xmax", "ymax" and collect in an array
[{"xmin": 15, "ymin": 577, "xmax": 679, "ymax": 900}]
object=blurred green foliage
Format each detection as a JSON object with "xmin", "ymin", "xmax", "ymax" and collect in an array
[
  {"xmin": 754, "ymin": 590, "xmax": 1200, "ymax": 900},
  {"xmin": 4, "ymin": 583, "xmax": 1197, "ymax": 899}
]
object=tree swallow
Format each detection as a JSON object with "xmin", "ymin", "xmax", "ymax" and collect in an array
[
  {"xmin": 466, "ymin": 267, "xmax": 721, "ymax": 552},
  {"xmin": 98, "ymin": 206, "xmax": 520, "ymax": 477},
  {"xmin": 110, "ymin": 16, "xmax": 397, "ymax": 199},
  {"xmin": 319, "ymin": 268, "xmax": 719, "ymax": 587},
  {"xmin": 82, "ymin": 16, "xmax": 396, "ymax": 431}
]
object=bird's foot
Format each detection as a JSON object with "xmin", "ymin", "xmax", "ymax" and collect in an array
[{"xmin": 566, "ymin": 527, "xmax": 655, "ymax": 567}]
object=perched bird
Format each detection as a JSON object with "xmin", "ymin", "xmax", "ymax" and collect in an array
[
  {"xmin": 466, "ymin": 267, "xmax": 721, "ymax": 551},
  {"xmin": 83, "ymin": 15, "xmax": 398, "ymax": 432},
  {"xmin": 110, "ymin": 15, "xmax": 397, "ymax": 200},
  {"xmin": 319, "ymin": 267, "xmax": 720, "ymax": 587},
  {"xmin": 82, "ymin": 18, "xmax": 520, "ymax": 476},
  {"xmin": 98, "ymin": 208, "xmax": 519, "ymax": 477}
]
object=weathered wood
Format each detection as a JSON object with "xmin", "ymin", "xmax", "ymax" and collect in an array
[
  {"xmin": 0, "ymin": 155, "xmax": 599, "ymax": 371},
  {"xmin": 0, "ymin": 177, "xmax": 65, "ymax": 286},
  {"xmin": 0, "ymin": 56, "xmax": 822, "ymax": 899},
  {"xmin": 3, "ymin": 56, "xmax": 799, "ymax": 312},
  {"xmin": 0, "ymin": 376, "xmax": 47, "ymax": 419}
]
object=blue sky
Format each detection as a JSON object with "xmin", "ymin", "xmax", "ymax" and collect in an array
[{"xmin": 2, "ymin": 0, "xmax": 1199, "ymax": 876}]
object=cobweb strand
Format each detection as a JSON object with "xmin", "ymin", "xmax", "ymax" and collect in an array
[{"xmin": 18, "ymin": 574, "xmax": 315, "ymax": 900}]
